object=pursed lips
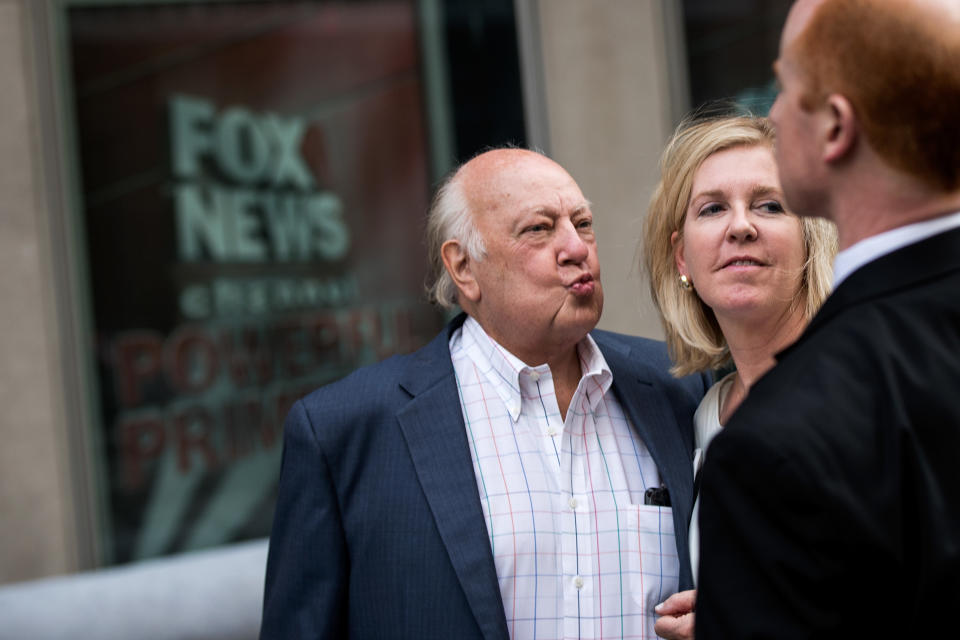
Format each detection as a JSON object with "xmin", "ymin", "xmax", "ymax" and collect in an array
[{"xmin": 567, "ymin": 273, "xmax": 596, "ymax": 295}]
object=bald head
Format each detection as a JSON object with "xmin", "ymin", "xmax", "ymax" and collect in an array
[
  {"xmin": 456, "ymin": 148, "xmax": 552, "ymax": 181},
  {"xmin": 426, "ymin": 149, "xmax": 584, "ymax": 309},
  {"xmin": 455, "ymin": 149, "xmax": 574, "ymax": 224},
  {"xmin": 426, "ymin": 147, "xmax": 602, "ymax": 363}
]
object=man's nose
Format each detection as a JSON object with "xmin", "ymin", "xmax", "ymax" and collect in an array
[{"xmin": 557, "ymin": 221, "xmax": 590, "ymax": 264}]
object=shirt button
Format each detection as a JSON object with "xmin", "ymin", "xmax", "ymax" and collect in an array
[
  {"xmin": 574, "ymin": 576, "xmax": 584, "ymax": 589},
  {"xmin": 568, "ymin": 497, "xmax": 578, "ymax": 509},
  {"xmin": 529, "ymin": 371, "xmax": 540, "ymax": 381},
  {"xmin": 547, "ymin": 428, "xmax": 557, "ymax": 437}
]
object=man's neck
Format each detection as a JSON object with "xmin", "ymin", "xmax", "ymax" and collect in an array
[
  {"xmin": 830, "ymin": 168, "xmax": 960, "ymax": 250},
  {"xmin": 513, "ymin": 341, "xmax": 584, "ymax": 421},
  {"xmin": 547, "ymin": 347, "xmax": 584, "ymax": 422},
  {"xmin": 469, "ymin": 316, "xmax": 587, "ymax": 421}
]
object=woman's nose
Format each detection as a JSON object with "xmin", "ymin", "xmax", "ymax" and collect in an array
[{"xmin": 727, "ymin": 208, "xmax": 757, "ymax": 242}]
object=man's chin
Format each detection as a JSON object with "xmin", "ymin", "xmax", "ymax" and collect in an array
[{"xmin": 558, "ymin": 299, "xmax": 603, "ymax": 336}]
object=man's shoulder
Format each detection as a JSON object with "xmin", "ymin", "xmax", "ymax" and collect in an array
[
  {"xmin": 305, "ymin": 351, "xmax": 410, "ymax": 400},
  {"xmin": 297, "ymin": 322, "xmax": 454, "ymax": 413},
  {"xmin": 591, "ymin": 329, "xmax": 708, "ymax": 401},
  {"xmin": 591, "ymin": 328, "xmax": 670, "ymax": 361}
]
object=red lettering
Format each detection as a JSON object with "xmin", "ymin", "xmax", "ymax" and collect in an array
[
  {"xmin": 274, "ymin": 321, "xmax": 311, "ymax": 377},
  {"xmin": 118, "ymin": 413, "xmax": 165, "ymax": 489},
  {"xmin": 220, "ymin": 326, "xmax": 273, "ymax": 387},
  {"xmin": 113, "ymin": 332, "xmax": 164, "ymax": 407},
  {"xmin": 223, "ymin": 395, "xmax": 261, "ymax": 461},
  {"xmin": 174, "ymin": 406, "xmax": 218, "ymax": 473},
  {"xmin": 165, "ymin": 327, "xmax": 219, "ymax": 394},
  {"xmin": 307, "ymin": 314, "xmax": 340, "ymax": 366}
]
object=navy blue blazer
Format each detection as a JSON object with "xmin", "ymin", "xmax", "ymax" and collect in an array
[{"xmin": 261, "ymin": 314, "xmax": 708, "ymax": 639}]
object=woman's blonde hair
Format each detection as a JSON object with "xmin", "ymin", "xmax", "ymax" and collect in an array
[{"xmin": 641, "ymin": 115, "xmax": 837, "ymax": 376}]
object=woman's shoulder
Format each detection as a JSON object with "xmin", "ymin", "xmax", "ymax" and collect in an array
[{"xmin": 693, "ymin": 371, "xmax": 736, "ymax": 450}]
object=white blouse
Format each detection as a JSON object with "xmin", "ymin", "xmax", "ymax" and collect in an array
[{"xmin": 688, "ymin": 371, "xmax": 736, "ymax": 585}]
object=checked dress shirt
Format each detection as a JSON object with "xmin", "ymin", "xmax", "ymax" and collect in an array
[{"xmin": 450, "ymin": 317, "xmax": 679, "ymax": 640}]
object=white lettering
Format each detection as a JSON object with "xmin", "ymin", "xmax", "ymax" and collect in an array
[
  {"xmin": 215, "ymin": 107, "xmax": 271, "ymax": 184},
  {"xmin": 307, "ymin": 193, "xmax": 350, "ymax": 260},
  {"xmin": 170, "ymin": 95, "xmax": 215, "ymax": 179},
  {"xmin": 175, "ymin": 183, "xmax": 226, "ymax": 260}
]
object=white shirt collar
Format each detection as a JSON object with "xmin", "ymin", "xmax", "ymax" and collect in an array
[
  {"xmin": 459, "ymin": 316, "xmax": 612, "ymax": 422},
  {"xmin": 833, "ymin": 210, "xmax": 960, "ymax": 288}
]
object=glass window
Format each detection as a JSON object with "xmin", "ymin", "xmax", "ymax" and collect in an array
[{"xmin": 63, "ymin": 0, "xmax": 524, "ymax": 565}]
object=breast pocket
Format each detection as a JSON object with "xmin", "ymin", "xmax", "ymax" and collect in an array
[{"xmin": 621, "ymin": 503, "xmax": 680, "ymax": 612}]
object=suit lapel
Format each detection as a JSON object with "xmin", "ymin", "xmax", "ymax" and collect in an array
[
  {"xmin": 396, "ymin": 317, "xmax": 510, "ymax": 640},
  {"xmin": 598, "ymin": 335, "xmax": 696, "ymax": 587}
]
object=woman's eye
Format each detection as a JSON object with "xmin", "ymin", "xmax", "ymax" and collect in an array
[
  {"xmin": 758, "ymin": 201, "xmax": 785, "ymax": 213},
  {"xmin": 698, "ymin": 203, "xmax": 724, "ymax": 217}
]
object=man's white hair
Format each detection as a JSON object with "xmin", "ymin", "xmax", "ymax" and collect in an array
[{"xmin": 425, "ymin": 171, "xmax": 487, "ymax": 309}]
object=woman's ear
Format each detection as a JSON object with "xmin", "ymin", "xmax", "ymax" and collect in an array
[
  {"xmin": 441, "ymin": 239, "xmax": 480, "ymax": 303},
  {"xmin": 671, "ymin": 230, "xmax": 687, "ymax": 277}
]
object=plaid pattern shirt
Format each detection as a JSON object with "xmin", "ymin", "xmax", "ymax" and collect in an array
[{"xmin": 450, "ymin": 317, "xmax": 679, "ymax": 640}]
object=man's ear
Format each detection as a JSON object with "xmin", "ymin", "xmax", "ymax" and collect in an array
[
  {"xmin": 822, "ymin": 94, "xmax": 857, "ymax": 163},
  {"xmin": 671, "ymin": 230, "xmax": 687, "ymax": 277},
  {"xmin": 441, "ymin": 239, "xmax": 481, "ymax": 303}
]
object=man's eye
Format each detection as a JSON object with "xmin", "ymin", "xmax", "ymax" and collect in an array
[{"xmin": 524, "ymin": 224, "xmax": 549, "ymax": 233}]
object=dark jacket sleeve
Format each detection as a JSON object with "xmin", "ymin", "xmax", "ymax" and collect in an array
[
  {"xmin": 695, "ymin": 422, "xmax": 838, "ymax": 639},
  {"xmin": 260, "ymin": 399, "xmax": 348, "ymax": 640}
]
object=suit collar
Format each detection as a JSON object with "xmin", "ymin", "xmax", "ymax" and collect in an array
[
  {"xmin": 397, "ymin": 313, "xmax": 466, "ymax": 397},
  {"xmin": 832, "ymin": 209, "xmax": 960, "ymax": 288}
]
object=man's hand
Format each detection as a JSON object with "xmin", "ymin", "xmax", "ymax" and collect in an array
[{"xmin": 654, "ymin": 589, "xmax": 696, "ymax": 640}]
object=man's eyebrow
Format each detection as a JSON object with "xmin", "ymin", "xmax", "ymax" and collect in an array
[
  {"xmin": 528, "ymin": 202, "xmax": 592, "ymax": 216},
  {"xmin": 572, "ymin": 201, "xmax": 593, "ymax": 214}
]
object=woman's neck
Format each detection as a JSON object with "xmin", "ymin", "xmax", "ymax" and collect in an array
[{"xmin": 717, "ymin": 306, "xmax": 807, "ymax": 424}]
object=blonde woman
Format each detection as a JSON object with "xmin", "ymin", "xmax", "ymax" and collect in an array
[{"xmin": 642, "ymin": 115, "xmax": 837, "ymax": 640}]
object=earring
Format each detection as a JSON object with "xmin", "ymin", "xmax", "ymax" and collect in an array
[{"xmin": 679, "ymin": 274, "xmax": 692, "ymax": 290}]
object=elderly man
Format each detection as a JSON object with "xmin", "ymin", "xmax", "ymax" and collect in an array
[
  {"xmin": 260, "ymin": 148, "xmax": 708, "ymax": 639},
  {"xmin": 696, "ymin": 1, "xmax": 960, "ymax": 638}
]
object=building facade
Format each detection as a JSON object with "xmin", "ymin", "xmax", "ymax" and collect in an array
[{"xmin": 0, "ymin": 0, "xmax": 786, "ymax": 583}]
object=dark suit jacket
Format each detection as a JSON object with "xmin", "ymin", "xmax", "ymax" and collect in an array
[
  {"xmin": 696, "ymin": 226, "xmax": 960, "ymax": 639},
  {"xmin": 260, "ymin": 314, "xmax": 708, "ymax": 639}
]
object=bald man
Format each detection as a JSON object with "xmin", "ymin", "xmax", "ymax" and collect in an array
[
  {"xmin": 695, "ymin": 1, "xmax": 960, "ymax": 638},
  {"xmin": 260, "ymin": 149, "xmax": 708, "ymax": 639}
]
